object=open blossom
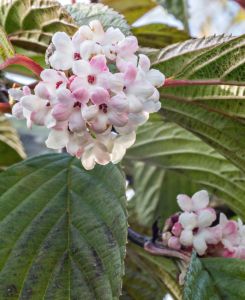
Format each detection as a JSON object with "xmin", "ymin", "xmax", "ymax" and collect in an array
[
  {"xmin": 163, "ymin": 190, "xmax": 245, "ymax": 259},
  {"xmin": 9, "ymin": 20, "xmax": 165, "ymax": 170}
]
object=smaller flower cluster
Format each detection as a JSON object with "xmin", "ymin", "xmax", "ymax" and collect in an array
[
  {"xmin": 9, "ymin": 20, "xmax": 164, "ymax": 170},
  {"xmin": 162, "ymin": 190, "xmax": 245, "ymax": 259}
]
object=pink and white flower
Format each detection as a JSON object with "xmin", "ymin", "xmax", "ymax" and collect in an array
[{"xmin": 9, "ymin": 20, "xmax": 164, "ymax": 170}]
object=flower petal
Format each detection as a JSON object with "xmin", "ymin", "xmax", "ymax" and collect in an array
[
  {"xmin": 180, "ymin": 229, "xmax": 193, "ymax": 247},
  {"xmin": 45, "ymin": 129, "xmax": 69, "ymax": 149},
  {"xmin": 179, "ymin": 212, "xmax": 198, "ymax": 230},
  {"xmin": 192, "ymin": 190, "xmax": 209, "ymax": 210},
  {"xmin": 91, "ymin": 87, "xmax": 110, "ymax": 105},
  {"xmin": 177, "ymin": 194, "xmax": 193, "ymax": 212}
]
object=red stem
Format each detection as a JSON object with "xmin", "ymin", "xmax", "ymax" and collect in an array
[
  {"xmin": 0, "ymin": 54, "xmax": 43, "ymax": 77},
  {"xmin": 163, "ymin": 78, "xmax": 242, "ymax": 87},
  {"xmin": 234, "ymin": 0, "xmax": 245, "ymax": 9},
  {"xmin": 0, "ymin": 103, "xmax": 11, "ymax": 113}
]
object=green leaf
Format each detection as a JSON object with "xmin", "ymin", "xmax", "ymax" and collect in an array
[
  {"xmin": 122, "ymin": 248, "xmax": 166, "ymax": 300},
  {"xmin": 159, "ymin": 84, "xmax": 245, "ymax": 172},
  {"xmin": 126, "ymin": 244, "xmax": 181, "ymax": 300},
  {"xmin": 0, "ymin": 0, "xmax": 77, "ymax": 53},
  {"xmin": 0, "ymin": 26, "xmax": 15, "ymax": 63},
  {"xmin": 157, "ymin": 0, "xmax": 189, "ymax": 32},
  {"xmin": 202, "ymin": 257, "xmax": 245, "ymax": 299},
  {"xmin": 183, "ymin": 253, "xmax": 220, "ymax": 300},
  {"xmin": 130, "ymin": 162, "xmax": 199, "ymax": 227},
  {"xmin": 101, "ymin": 0, "xmax": 156, "ymax": 24},
  {"xmin": 151, "ymin": 35, "xmax": 245, "ymax": 171},
  {"xmin": 153, "ymin": 35, "xmax": 245, "ymax": 84},
  {"xmin": 66, "ymin": 3, "xmax": 131, "ymax": 36},
  {"xmin": 184, "ymin": 253, "xmax": 245, "ymax": 300},
  {"xmin": 0, "ymin": 153, "xmax": 127, "ymax": 299},
  {"xmin": 132, "ymin": 24, "xmax": 189, "ymax": 49},
  {"xmin": 0, "ymin": 115, "xmax": 25, "ymax": 169},
  {"xmin": 126, "ymin": 119, "xmax": 245, "ymax": 219}
]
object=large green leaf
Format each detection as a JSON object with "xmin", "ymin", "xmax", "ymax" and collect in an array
[
  {"xmin": 126, "ymin": 119, "xmax": 245, "ymax": 219},
  {"xmin": 0, "ymin": 153, "xmax": 127, "ymax": 299},
  {"xmin": 153, "ymin": 35, "xmax": 245, "ymax": 84},
  {"xmin": 159, "ymin": 84, "xmax": 245, "ymax": 172},
  {"xmin": 0, "ymin": 0, "xmax": 77, "ymax": 53},
  {"xmin": 66, "ymin": 3, "xmax": 130, "ymax": 35},
  {"xmin": 0, "ymin": 115, "xmax": 25, "ymax": 169},
  {"xmin": 101, "ymin": 0, "xmax": 156, "ymax": 24},
  {"xmin": 130, "ymin": 162, "xmax": 199, "ymax": 227},
  {"xmin": 184, "ymin": 252, "xmax": 245, "ymax": 300},
  {"xmin": 132, "ymin": 24, "xmax": 189, "ymax": 49},
  {"xmin": 151, "ymin": 35, "xmax": 245, "ymax": 171}
]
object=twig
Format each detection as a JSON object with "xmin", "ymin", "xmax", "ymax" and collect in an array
[{"xmin": 128, "ymin": 228, "xmax": 190, "ymax": 261}]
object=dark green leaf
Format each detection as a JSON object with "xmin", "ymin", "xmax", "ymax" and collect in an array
[
  {"xmin": 183, "ymin": 253, "xmax": 220, "ymax": 300},
  {"xmin": 0, "ymin": 153, "xmax": 127, "ymax": 299},
  {"xmin": 132, "ymin": 24, "xmax": 189, "ymax": 49},
  {"xmin": 184, "ymin": 253, "xmax": 245, "ymax": 300},
  {"xmin": 66, "ymin": 3, "xmax": 131, "ymax": 36}
]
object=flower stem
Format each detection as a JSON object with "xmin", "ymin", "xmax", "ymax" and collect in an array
[
  {"xmin": 0, "ymin": 102, "xmax": 11, "ymax": 113},
  {"xmin": 128, "ymin": 228, "xmax": 190, "ymax": 261},
  {"xmin": 0, "ymin": 54, "xmax": 43, "ymax": 77}
]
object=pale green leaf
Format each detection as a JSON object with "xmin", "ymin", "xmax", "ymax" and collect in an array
[
  {"xmin": 65, "ymin": 3, "xmax": 130, "ymax": 36},
  {"xmin": 0, "ymin": 0, "xmax": 77, "ymax": 53},
  {"xmin": 126, "ymin": 120, "xmax": 245, "ymax": 219},
  {"xmin": 0, "ymin": 114, "xmax": 25, "ymax": 169},
  {"xmin": 132, "ymin": 24, "xmax": 189, "ymax": 49},
  {"xmin": 101, "ymin": 0, "xmax": 156, "ymax": 24},
  {"xmin": 0, "ymin": 25, "xmax": 14, "ymax": 63}
]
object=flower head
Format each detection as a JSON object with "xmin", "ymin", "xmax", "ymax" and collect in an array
[{"xmin": 9, "ymin": 20, "xmax": 165, "ymax": 170}]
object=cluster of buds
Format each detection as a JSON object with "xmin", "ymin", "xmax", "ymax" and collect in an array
[
  {"xmin": 9, "ymin": 20, "xmax": 164, "ymax": 169},
  {"xmin": 162, "ymin": 190, "xmax": 245, "ymax": 259}
]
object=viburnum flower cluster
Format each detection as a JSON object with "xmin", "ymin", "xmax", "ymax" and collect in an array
[
  {"xmin": 162, "ymin": 190, "xmax": 245, "ymax": 259},
  {"xmin": 9, "ymin": 20, "xmax": 164, "ymax": 170}
]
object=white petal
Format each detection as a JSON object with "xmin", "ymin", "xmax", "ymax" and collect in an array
[
  {"xmin": 12, "ymin": 102, "xmax": 24, "ymax": 119},
  {"xmin": 177, "ymin": 194, "xmax": 193, "ymax": 212},
  {"xmin": 138, "ymin": 54, "xmax": 151, "ymax": 72},
  {"xmin": 69, "ymin": 110, "xmax": 86, "ymax": 132},
  {"xmin": 52, "ymin": 32, "xmax": 73, "ymax": 51},
  {"xmin": 72, "ymin": 59, "xmax": 91, "ymax": 76},
  {"xmin": 82, "ymin": 105, "xmax": 99, "ymax": 121},
  {"xmin": 128, "ymin": 95, "xmax": 143, "ymax": 113},
  {"xmin": 179, "ymin": 212, "xmax": 198, "ymax": 230},
  {"xmin": 45, "ymin": 129, "xmax": 69, "ymax": 149},
  {"xmin": 49, "ymin": 52, "xmax": 73, "ymax": 71},
  {"xmin": 147, "ymin": 69, "xmax": 165, "ymax": 87},
  {"xmin": 80, "ymin": 40, "xmax": 103, "ymax": 60},
  {"xmin": 8, "ymin": 88, "xmax": 24, "ymax": 100},
  {"xmin": 193, "ymin": 234, "xmax": 208, "ymax": 255},
  {"xmin": 197, "ymin": 208, "xmax": 216, "ymax": 228},
  {"xmin": 180, "ymin": 229, "xmax": 193, "ymax": 247},
  {"xmin": 192, "ymin": 190, "xmax": 209, "ymax": 210}
]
